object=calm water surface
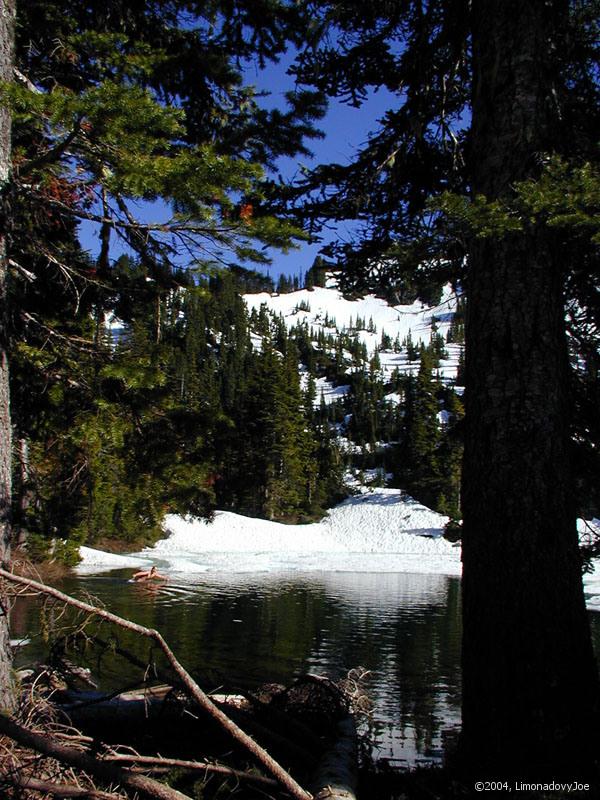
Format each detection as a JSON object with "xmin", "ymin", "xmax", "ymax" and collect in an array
[{"xmin": 12, "ymin": 570, "xmax": 600, "ymax": 766}]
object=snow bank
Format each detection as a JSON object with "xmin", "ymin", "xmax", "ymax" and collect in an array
[
  {"xmin": 75, "ymin": 492, "xmax": 600, "ymax": 611},
  {"xmin": 76, "ymin": 547, "xmax": 151, "ymax": 575},
  {"xmin": 132, "ymin": 488, "xmax": 461, "ymax": 576}
]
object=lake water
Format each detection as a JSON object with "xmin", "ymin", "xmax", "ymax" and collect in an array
[{"xmin": 11, "ymin": 569, "xmax": 600, "ymax": 767}]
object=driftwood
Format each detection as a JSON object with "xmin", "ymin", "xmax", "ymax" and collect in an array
[
  {"xmin": 60, "ymin": 686, "xmax": 250, "ymax": 720},
  {"xmin": 0, "ymin": 567, "xmax": 312, "ymax": 800},
  {"xmin": 59, "ymin": 685, "xmax": 320, "ymax": 772},
  {"xmin": 57, "ymin": 684, "xmax": 180, "ymax": 724}
]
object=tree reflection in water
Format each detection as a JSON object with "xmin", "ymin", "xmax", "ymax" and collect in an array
[{"xmin": 12, "ymin": 570, "xmax": 600, "ymax": 765}]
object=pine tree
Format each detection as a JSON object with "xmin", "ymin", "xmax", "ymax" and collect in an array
[
  {"xmin": 304, "ymin": 371, "xmax": 317, "ymax": 422},
  {"xmin": 397, "ymin": 348, "xmax": 442, "ymax": 509},
  {"xmin": 305, "ymin": 255, "xmax": 328, "ymax": 288},
  {"xmin": 404, "ymin": 331, "xmax": 419, "ymax": 362},
  {"xmin": 288, "ymin": 0, "xmax": 600, "ymax": 772}
]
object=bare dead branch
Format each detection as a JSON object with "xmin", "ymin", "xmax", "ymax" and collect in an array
[
  {"xmin": 13, "ymin": 67, "xmax": 41, "ymax": 93},
  {"xmin": 20, "ymin": 312, "xmax": 97, "ymax": 351},
  {"xmin": 0, "ymin": 568, "xmax": 313, "ymax": 800},
  {"xmin": 3, "ymin": 771, "xmax": 121, "ymax": 799},
  {"xmin": 25, "ymin": 193, "xmax": 240, "ymax": 237},
  {"xmin": 0, "ymin": 714, "xmax": 193, "ymax": 800},
  {"xmin": 103, "ymin": 754, "xmax": 279, "ymax": 790}
]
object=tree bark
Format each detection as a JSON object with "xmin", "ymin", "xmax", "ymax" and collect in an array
[
  {"xmin": 461, "ymin": 0, "xmax": 600, "ymax": 775},
  {"xmin": 15, "ymin": 437, "xmax": 32, "ymax": 547},
  {"xmin": 0, "ymin": 0, "xmax": 15, "ymax": 713}
]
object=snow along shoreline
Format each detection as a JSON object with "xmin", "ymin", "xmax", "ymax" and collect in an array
[{"xmin": 77, "ymin": 487, "xmax": 600, "ymax": 611}]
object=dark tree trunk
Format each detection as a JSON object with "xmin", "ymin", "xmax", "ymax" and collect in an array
[
  {"xmin": 460, "ymin": 0, "xmax": 599, "ymax": 774},
  {"xmin": 15, "ymin": 437, "xmax": 32, "ymax": 548},
  {"xmin": 0, "ymin": 0, "xmax": 15, "ymax": 712}
]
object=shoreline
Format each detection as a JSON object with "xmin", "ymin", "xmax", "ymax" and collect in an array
[{"xmin": 72, "ymin": 488, "xmax": 600, "ymax": 611}]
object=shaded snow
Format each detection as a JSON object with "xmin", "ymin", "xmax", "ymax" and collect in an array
[
  {"xmin": 315, "ymin": 377, "xmax": 350, "ymax": 405},
  {"xmin": 76, "ymin": 547, "xmax": 151, "ymax": 575}
]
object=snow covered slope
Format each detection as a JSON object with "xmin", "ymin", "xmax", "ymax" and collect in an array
[
  {"xmin": 244, "ymin": 284, "xmax": 457, "ymax": 350},
  {"xmin": 243, "ymin": 281, "xmax": 462, "ymax": 390}
]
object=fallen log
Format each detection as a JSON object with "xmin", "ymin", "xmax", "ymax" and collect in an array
[
  {"xmin": 59, "ymin": 685, "xmax": 319, "ymax": 772},
  {"xmin": 310, "ymin": 716, "xmax": 358, "ymax": 800},
  {"xmin": 0, "ymin": 567, "xmax": 312, "ymax": 800},
  {"xmin": 57, "ymin": 684, "xmax": 179, "ymax": 725}
]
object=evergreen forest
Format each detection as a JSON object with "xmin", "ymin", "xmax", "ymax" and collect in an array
[
  {"xmin": 1, "ymin": 0, "xmax": 600, "ymax": 795},
  {"xmin": 12, "ymin": 244, "xmax": 467, "ymax": 564}
]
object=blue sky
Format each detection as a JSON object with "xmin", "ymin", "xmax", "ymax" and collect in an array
[
  {"xmin": 78, "ymin": 49, "xmax": 396, "ymax": 282},
  {"xmin": 246, "ymin": 51, "xmax": 395, "ymax": 280}
]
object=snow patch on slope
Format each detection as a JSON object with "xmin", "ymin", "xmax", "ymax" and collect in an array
[{"xmin": 243, "ymin": 283, "xmax": 461, "ymax": 384}]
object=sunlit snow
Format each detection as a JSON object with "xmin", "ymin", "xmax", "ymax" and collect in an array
[
  {"xmin": 243, "ymin": 282, "xmax": 462, "ymax": 387},
  {"xmin": 77, "ymin": 492, "xmax": 600, "ymax": 611},
  {"xmin": 77, "ymin": 546, "xmax": 151, "ymax": 575}
]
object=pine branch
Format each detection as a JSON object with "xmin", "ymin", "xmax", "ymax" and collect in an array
[{"xmin": 16, "ymin": 121, "xmax": 83, "ymax": 178}]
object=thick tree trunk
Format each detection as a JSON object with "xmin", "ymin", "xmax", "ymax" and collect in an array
[
  {"xmin": 0, "ymin": 0, "xmax": 15, "ymax": 713},
  {"xmin": 461, "ymin": 0, "xmax": 599, "ymax": 775}
]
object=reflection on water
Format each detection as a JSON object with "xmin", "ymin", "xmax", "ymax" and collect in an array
[
  {"xmin": 12, "ymin": 569, "xmax": 600, "ymax": 766},
  {"xmin": 13, "ymin": 570, "xmax": 461, "ymax": 765}
]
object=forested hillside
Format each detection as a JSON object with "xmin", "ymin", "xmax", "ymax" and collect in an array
[
  {"xmin": 1, "ymin": 0, "xmax": 599, "ymax": 788},
  {"xmin": 12, "ymin": 256, "xmax": 469, "ymax": 562}
]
